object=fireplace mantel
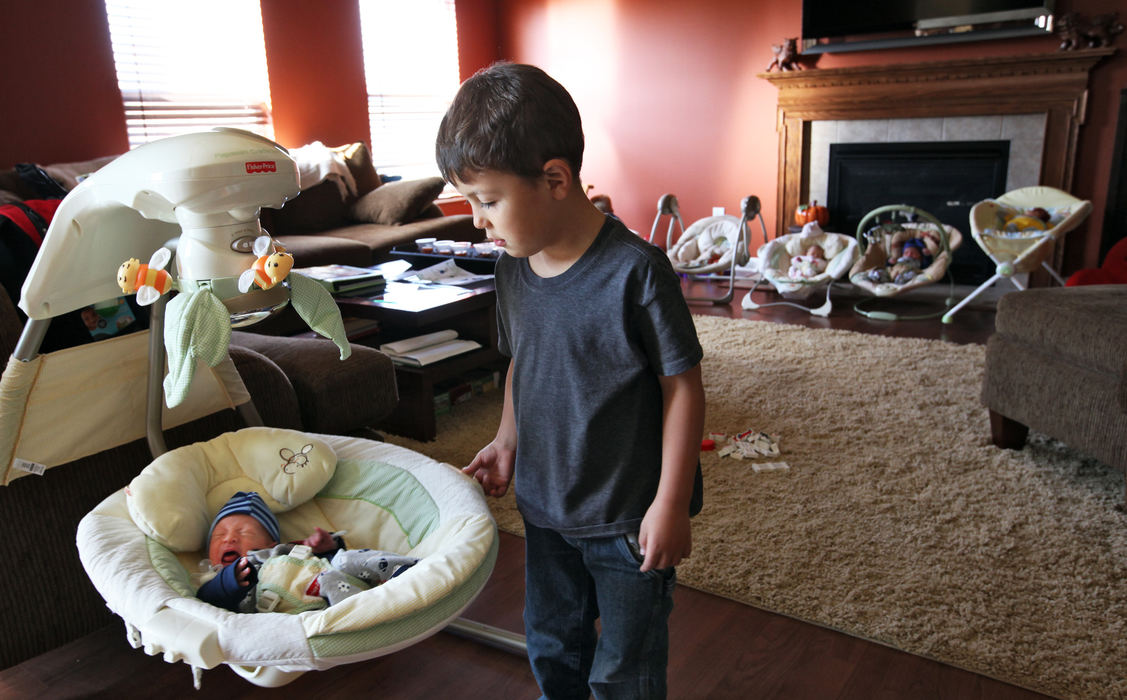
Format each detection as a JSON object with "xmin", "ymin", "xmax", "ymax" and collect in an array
[{"xmin": 760, "ymin": 48, "xmax": 1114, "ymax": 245}]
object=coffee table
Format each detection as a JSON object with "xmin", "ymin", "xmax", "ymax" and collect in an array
[{"xmin": 336, "ymin": 280, "xmax": 502, "ymax": 441}]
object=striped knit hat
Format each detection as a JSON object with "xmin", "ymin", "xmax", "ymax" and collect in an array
[{"xmin": 208, "ymin": 491, "xmax": 280, "ymax": 544}]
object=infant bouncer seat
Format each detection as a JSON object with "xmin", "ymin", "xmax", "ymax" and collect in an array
[
  {"xmin": 653, "ymin": 194, "xmax": 768, "ymax": 304},
  {"xmin": 0, "ymin": 129, "xmax": 514, "ymax": 688},
  {"xmin": 741, "ymin": 221, "xmax": 859, "ymax": 317},
  {"xmin": 847, "ymin": 204, "xmax": 963, "ymax": 321},
  {"xmin": 940, "ymin": 186, "xmax": 1092, "ymax": 324}
]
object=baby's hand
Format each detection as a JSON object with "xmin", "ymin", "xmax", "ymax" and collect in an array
[
  {"xmin": 235, "ymin": 557, "xmax": 252, "ymax": 587},
  {"xmin": 303, "ymin": 527, "xmax": 336, "ymax": 553}
]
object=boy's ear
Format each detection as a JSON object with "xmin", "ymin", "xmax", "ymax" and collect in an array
[{"xmin": 542, "ymin": 158, "xmax": 574, "ymax": 200}]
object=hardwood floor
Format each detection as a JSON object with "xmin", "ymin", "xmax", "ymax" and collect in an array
[{"xmin": 0, "ymin": 280, "xmax": 1043, "ymax": 699}]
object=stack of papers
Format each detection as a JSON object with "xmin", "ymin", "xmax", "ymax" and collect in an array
[
  {"xmin": 406, "ymin": 259, "xmax": 494, "ymax": 286},
  {"xmin": 378, "ymin": 329, "xmax": 482, "ymax": 367}
]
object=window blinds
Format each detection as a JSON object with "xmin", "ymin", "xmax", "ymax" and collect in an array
[
  {"xmin": 104, "ymin": 0, "xmax": 274, "ymax": 148},
  {"xmin": 359, "ymin": 0, "xmax": 460, "ymax": 182}
]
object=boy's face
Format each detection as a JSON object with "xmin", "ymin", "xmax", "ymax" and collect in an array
[
  {"xmin": 208, "ymin": 514, "xmax": 276, "ymax": 565},
  {"xmin": 452, "ymin": 169, "xmax": 559, "ymax": 258}
]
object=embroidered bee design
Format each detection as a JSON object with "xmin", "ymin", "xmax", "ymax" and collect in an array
[{"xmin": 280, "ymin": 443, "xmax": 314, "ymax": 474}]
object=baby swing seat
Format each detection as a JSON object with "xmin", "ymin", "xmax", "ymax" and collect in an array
[
  {"xmin": 940, "ymin": 186, "xmax": 1092, "ymax": 323},
  {"xmin": 77, "ymin": 426, "xmax": 497, "ymax": 687},
  {"xmin": 741, "ymin": 222, "xmax": 858, "ymax": 316},
  {"xmin": 3, "ymin": 130, "xmax": 511, "ymax": 688},
  {"xmin": 655, "ymin": 194, "xmax": 768, "ymax": 304},
  {"xmin": 848, "ymin": 204, "xmax": 963, "ymax": 320}
]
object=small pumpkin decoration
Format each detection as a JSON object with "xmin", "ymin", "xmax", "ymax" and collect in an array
[{"xmin": 795, "ymin": 200, "xmax": 829, "ymax": 227}]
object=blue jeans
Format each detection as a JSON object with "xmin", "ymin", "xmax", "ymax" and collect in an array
[{"xmin": 523, "ymin": 518, "xmax": 675, "ymax": 700}]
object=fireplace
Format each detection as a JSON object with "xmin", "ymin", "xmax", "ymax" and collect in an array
[
  {"xmin": 759, "ymin": 49, "xmax": 1114, "ymax": 283},
  {"xmin": 827, "ymin": 140, "xmax": 1010, "ymax": 283}
]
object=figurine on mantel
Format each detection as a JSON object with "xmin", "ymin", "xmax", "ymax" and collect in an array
[
  {"xmin": 766, "ymin": 37, "xmax": 804, "ymax": 71},
  {"xmin": 1057, "ymin": 11, "xmax": 1123, "ymax": 50}
]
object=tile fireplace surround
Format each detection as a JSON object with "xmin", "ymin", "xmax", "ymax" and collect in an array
[{"xmin": 760, "ymin": 48, "xmax": 1113, "ymax": 273}]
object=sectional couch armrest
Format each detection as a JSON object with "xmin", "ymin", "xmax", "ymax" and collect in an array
[{"xmin": 231, "ymin": 331, "xmax": 398, "ymax": 435}]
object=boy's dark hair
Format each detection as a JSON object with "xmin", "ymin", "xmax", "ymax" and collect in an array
[{"xmin": 436, "ymin": 62, "xmax": 584, "ymax": 183}]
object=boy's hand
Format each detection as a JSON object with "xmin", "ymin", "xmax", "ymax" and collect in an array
[
  {"xmin": 234, "ymin": 557, "xmax": 252, "ymax": 587},
  {"xmin": 303, "ymin": 527, "xmax": 336, "ymax": 553},
  {"xmin": 638, "ymin": 502, "xmax": 692, "ymax": 573},
  {"xmin": 463, "ymin": 441, "xmax": 515, "ymax": 497}
]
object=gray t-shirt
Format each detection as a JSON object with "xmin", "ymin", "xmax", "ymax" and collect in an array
[{"xmin": 495, "ymin": 216, "xmax": 703, "ymax": 537}]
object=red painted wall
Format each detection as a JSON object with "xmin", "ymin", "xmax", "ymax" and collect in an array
[
  {"xmin": 259, "ymin": 0, "xmax": 371, "ymax": 149},
  {"xmin": 0, "ymin": 0, "xmax": 128, "ymax": 166},
  {"xmin": 0, "ymin": 0, "xmax": 1120, "ymax": 270},
  {"xmin": 497, "ymin": 0, "xmax": 1126, "ymax": 271}
]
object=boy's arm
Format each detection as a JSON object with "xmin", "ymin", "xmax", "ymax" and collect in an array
[
  {"xmin": 463, "ymin": 359, "xmax": 517, "ymax": 497},
  {"xmin": 639, "ymin": 363, "xmax": 705, "ymax": 572}
]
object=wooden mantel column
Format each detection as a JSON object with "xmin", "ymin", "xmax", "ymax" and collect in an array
[{"xmin": 760, "ymin": 49, "xmax": 1114, "ymax": 248}]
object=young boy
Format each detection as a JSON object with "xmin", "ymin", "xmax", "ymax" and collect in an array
[
  {"xmin": 198, "ymin": 491, "xmax": 417, "ymax": 613},
  {"xmin": 436, "ymin": 63, "xmax": 706, "ymax": 699}
]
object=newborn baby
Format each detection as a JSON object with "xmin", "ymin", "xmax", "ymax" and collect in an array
[{"xmin": 197, "ymin": 491, "xmax": 418, "ymax": 613}]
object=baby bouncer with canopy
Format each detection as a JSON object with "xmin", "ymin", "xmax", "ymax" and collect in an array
[
  {"xmin": 741, "ymin": 221, "xmax": 859, "ymax": 317},
  {"xmin": 652, "ymin": 193, "xmax": 768, "ymax": 304},
  {"xmin": 0, "ymin": 129, "xmax": 520, "ymax": 688},
  {"xmin": 940, "ymin": 186, "xmax": 1092, "ymax": 324},
  {"xmin": 847, "ymin": 204, "xmax": 963, "ymax": 321}
]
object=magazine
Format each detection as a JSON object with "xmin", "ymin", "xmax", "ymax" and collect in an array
[
  {"xmin": 378, "ymin": 329, "xmax": 482, "ymax": 367},
  {"xmin": 293, "ymin": 264, "xmax": 385, "ymax": 294}
]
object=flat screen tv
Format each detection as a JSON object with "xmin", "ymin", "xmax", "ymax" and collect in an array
[{"xmin": 801, "ymin": 0, "xmax": 1055, "ymax": 53}]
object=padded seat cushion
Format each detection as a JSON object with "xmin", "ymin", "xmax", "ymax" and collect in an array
[
  {"xmin": 994, "ymin": 285, "xmax": 1127, "ymax": 376},
  {"xmin": 78, "ymin": 431, "xmax": 498, "ymax": 671},
  {"xmin": 127, "ymin": 428, "xmax": 337, "ymax": 552}
]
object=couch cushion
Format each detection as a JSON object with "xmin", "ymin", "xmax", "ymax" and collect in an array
[
  {"xmin": 274, "ymin": 233, "xmax": 374, "ymax": 268},
  {"xmin": 994, "ymin": 285, "xmax": 1127, "ymax": 376},
  {"xmin": 326, "ymin": 215, "xmax": 480, "ymax": 260},
  {"xmin": 350, "ymin": 177, "xmax": 446, "ymax": 226}
]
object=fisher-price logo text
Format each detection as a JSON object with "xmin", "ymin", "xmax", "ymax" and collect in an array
[{"xmin": 245, "ymin": 161, "xmax": 277, "ymax": 174}]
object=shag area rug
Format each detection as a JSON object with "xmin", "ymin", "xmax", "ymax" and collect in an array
[{"xmin": 385, "ymin": 315, "xmax": 1127, "ymax": 699}]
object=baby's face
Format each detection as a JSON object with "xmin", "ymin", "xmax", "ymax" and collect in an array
[{"xmin": 208, "ymin": 514, "xmax": 276, "ymax": 565}]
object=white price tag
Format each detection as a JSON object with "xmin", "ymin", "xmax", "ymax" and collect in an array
[{"xmin": 12, "ymin": 458, "xmax": 46, "ymax": 476}]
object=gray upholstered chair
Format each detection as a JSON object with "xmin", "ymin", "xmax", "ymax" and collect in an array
[{"xmin": 981, "ymin": 284, "xmax": 1127, "ymax": 503}]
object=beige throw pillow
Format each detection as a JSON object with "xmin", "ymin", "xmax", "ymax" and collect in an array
[{"xmin": 350, "ymin": 177, "xmax": 445, "ymax": 225}]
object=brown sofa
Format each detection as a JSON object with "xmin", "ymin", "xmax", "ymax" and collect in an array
[
  {"xmin": 981, "ymin": 284, "xmax": 1127, "ymax": 503},
  {"xmin": 0, "ymin": 141, "xmax": 480, "ymax": 268}
]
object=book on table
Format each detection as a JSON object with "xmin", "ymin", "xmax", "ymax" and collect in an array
[
  {"xmin": 293, "ymin": 264, "xmax": 385, "ymax": 294},
  {"xmin": 378, "ymin": 329, "xmax": 483, "ymax": 367}
]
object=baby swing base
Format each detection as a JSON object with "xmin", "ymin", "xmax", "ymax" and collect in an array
[{"xmin": 742, "ymin": 284, "xmax": 834, "ymax": 317}]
